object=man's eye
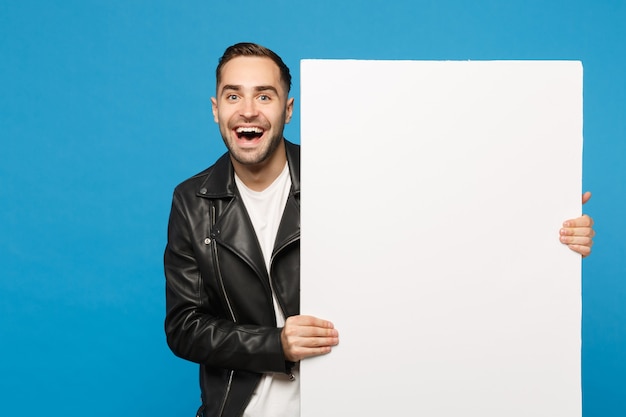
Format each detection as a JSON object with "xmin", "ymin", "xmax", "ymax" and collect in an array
[
  {"xmin": 258, "ymin": 95, "xmax": 270, "ymax": 101},
  {"xmin": 227, "ymin": 94, "xmax": 238, "ymax": 101}
]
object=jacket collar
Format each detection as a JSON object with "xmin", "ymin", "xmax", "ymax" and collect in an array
[{"xmin": 196, "ymin": 139, "xmax": 300, "ymax": 199}]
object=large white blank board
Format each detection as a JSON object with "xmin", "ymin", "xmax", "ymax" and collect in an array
[{"xmin": 300, "ymin": 60, "xmax": 582, "ymax": 417}]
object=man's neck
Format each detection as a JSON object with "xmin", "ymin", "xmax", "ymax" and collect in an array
[{"xmin": 231, "ymin": 140, "xmax": 287, "ymax": 191}]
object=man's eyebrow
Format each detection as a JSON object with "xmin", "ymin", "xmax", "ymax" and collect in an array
[
  {"xmin": 254, "ymin": 85, "xmax": 279, "ymax": 94},
  {"xmin": 221, "ymin": 84, "xmax": 241, "ymax": 93}
]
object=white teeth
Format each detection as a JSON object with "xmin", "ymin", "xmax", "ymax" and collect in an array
[{"xmin": 236, "ymin": 127, "xmax": 264, "ymax": 133}]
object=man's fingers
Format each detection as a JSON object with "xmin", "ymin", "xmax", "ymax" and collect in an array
[
  {"xmin": 560, "ymin": 226, "xmax": 595, "ymax": 238},
  {"xmin": 286, "ymin": 314, "xmax": 335, "ymax": 329},
  {"xmin": 281, "ymin": 334, "xmax": 339, "ymax": 362},
  {"xmin": 282, "ymin": 322, "xmax": 338, "ymax": 339},
  {"xmin": 560, "ymin": 235, "xmax": 594, "ymax": 246},
  {"xmin": 562, "ymin": 214, "xmax": 594, "ymax": 229},
  {"xmin": 281, "ymin": 315, "xmax": 340, "ymax": 362},
  {"xmin": 560, "ymin": 212, "xmax": 595, "ymax": 258}
]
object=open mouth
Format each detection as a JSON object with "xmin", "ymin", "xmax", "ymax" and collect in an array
[{"xmin": 236, "ymin": 126, "xmax": 265, "ymax": 140}]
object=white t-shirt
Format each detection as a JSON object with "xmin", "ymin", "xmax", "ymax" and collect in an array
[{"xmin": 235, "ymin": 163, "xmax": 300, "ymax": 417}]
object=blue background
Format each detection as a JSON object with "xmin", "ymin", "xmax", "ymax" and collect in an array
[{"xmin": 1, "ymin": 1, "xmax": 624, "ymax": 415}]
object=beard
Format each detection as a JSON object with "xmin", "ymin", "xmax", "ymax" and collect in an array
[{"xmin": 219, "ymin": 116, "xmax": 287, "ymax": 167}]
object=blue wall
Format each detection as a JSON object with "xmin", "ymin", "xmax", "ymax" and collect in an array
[{"xmin": 1, "ymin": 1, "xmax": 624, "ymax": 415}]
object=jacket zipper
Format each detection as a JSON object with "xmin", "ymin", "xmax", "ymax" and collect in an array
[
  {"xmin": 270, "ymin": 234, "xmax": 299, "ymax": 381},
  {"xmin": 269, "ymin": 234, "xmax": 299, "ymax": 322},
  {"xmin": 210, "ymin": 202, "xmax": 236, "ymax": 417}
]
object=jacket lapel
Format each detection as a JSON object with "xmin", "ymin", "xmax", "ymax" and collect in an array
[
  {"xmin": 196, "ymin": 140, "xmax": 301, "ymax": 285},
  {"xmin": 213, "ymin": 195, "xmax": 270, "ymax": 283},
  {"xmin": 274, "ymin": 140, "xmax": 301, "ymax": 254},
  {"xmin": 196, "ymin": 152, "xmax": 270, "ymax": 284}
]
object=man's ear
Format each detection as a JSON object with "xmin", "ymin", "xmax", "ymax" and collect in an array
[
  {"xmin": 211, "ymin": 97, "xmax": 219, "ymax": 123},
  {"xmin": 285, "ymin": 97, "xmax": 294, "ymax": 123}
]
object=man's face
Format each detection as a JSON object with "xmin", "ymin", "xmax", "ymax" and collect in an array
[{"xmin": 212, "ymin": 56, "xmax": 293, "ymax": 167}]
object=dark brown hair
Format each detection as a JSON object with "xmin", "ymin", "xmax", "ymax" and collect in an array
[{"xmin": 215, "ymin": 42, "xmax": 292, "ymax": 93}]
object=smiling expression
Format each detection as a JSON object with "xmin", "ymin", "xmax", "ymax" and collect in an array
[{"xmin": 211, "ymin": 56, "xmax": 294, "ymax": 171}]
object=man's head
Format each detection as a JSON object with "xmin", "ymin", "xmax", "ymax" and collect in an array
[
  {"xmin": 216, "ymin": 42, "xmax": 292, "ymax": 96},
  {"xmin": 212, "ymin": 43, "xmax": 294, "ymax": 175}
]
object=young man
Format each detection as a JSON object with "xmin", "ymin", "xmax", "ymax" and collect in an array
[
  {"xmin": 164, "ymin": 42, "xmax": 594, "ymax": 417},
  {"xmin": 164, "ymin": 43, "xmax": 338, "ymax": 417}
]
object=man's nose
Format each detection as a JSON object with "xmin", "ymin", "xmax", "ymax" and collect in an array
[{"xmin": 240, "ymin": 97, "xmax": 258, "ymax": 119}]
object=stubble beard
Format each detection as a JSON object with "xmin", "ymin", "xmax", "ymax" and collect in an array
[
  {"xmin": 227, "ymin": 131, "xmax": 283, "ymax": 166},
  {"xmin": 221, "ymin": 117, "xmax": 286, "ymax": 167}
]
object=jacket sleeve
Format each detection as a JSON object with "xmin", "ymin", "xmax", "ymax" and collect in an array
[{"xmin": 164, "ymin": 190, "xmax": 290, "ymax": 374}]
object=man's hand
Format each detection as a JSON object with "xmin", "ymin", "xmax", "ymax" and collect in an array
[
  {"xmin": 281, "ymin": 315, "xmax": 339, "ymax": 362},
  {"xmin": 560, "ymin": 191, "xmax": 595, "ymax": 257}
]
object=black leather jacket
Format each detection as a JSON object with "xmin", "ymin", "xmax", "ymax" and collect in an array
[{"xmin": 164, "ymin": 140, "xmax": 300, "ymax": 417}]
